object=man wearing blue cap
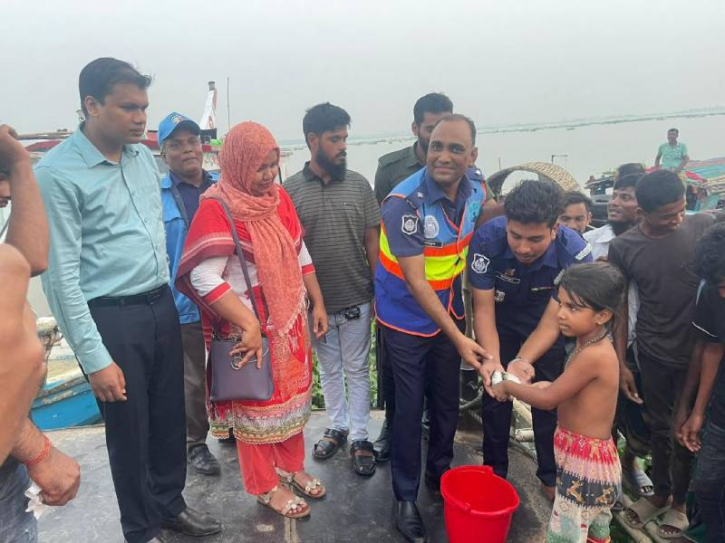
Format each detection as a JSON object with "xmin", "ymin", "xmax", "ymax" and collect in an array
[{"xmin": 158, "ymin": 112, "xmax": 219, "ymax": 475}]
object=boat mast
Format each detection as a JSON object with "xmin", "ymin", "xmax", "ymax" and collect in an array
[{"xmin": 199, "ymin": 81, "xmax": 218, "ymax": 130}]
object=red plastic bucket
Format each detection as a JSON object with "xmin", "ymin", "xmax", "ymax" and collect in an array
[{"xmin": 441, "ymin": 465, "xmax": 520, "ymax": 543}]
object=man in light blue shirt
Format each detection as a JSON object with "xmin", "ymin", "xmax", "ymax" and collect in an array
[
  {"xmin": 655, "ymin": 128, "xmax": 689, "ymax": 173},
  {"xmin": 36, "ymin": 57, "xmax": 220, "ymax": 543}
]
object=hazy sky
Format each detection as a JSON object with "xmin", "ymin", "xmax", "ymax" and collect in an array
[{"xmin": 2, "ymin": 0, "xmax": 723, "ymax": 141}]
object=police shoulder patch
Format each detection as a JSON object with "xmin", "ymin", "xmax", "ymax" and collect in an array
[
  {"xmin": 401, "ymin": 214, "xmax": 419, "ymax": 235},
  {"xmin": 471, "ymin": 253, "xmax": 491, "ymax": 274}
]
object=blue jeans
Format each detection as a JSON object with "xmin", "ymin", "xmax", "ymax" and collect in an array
[
  {"xmin": 0, "ymin": 461, "xmax": 37, "ymax": 542},
  {"xmin": 694, "ymin": 419, "xmax": 725, "ymax": 543},
  {"xmin": 311, "ymin": 302, "xmax": 372, "ymax": 442}
]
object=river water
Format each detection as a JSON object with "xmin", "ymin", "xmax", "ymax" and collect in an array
[
  {"xmin": 20, "ymin": 114, "xmax": 725, "ymax": 316},
  {"xmin": 284, "ymin": 115, "xmax": 725, "ymax": 189}
]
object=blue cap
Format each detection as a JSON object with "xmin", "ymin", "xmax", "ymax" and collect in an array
[{"xmin": 157, "ymin": 112, "xmax": 201, "ymax": 148}]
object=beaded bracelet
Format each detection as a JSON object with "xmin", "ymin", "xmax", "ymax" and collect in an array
[{"xmin": 24, "ymin": 435, "xmax": 51, "ymax": 467}]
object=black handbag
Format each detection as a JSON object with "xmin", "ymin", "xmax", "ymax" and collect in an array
[{"xmin": 208, "ymin": 198, "xmax": 274, "ymax": 402}]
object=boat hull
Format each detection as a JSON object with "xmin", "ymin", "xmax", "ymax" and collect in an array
[{"xmin": 32, "ymin": 374, "xmax": 102, "ymax": 430}]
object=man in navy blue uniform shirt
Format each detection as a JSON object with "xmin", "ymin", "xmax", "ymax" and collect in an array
[{"xmin": 468, "ymin": 180, "xmax": 592, "ymax": 499}]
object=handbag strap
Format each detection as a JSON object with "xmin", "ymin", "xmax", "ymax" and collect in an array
[{"xmin": 209, "ymin": 197, "xmax": 263, "ymax": 323}]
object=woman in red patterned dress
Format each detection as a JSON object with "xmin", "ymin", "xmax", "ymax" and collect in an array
[{"xmin": 176, "ymin": 122, "xmax": 328, "ymax": 519}]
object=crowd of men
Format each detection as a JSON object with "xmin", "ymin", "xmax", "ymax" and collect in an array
[{"xmin": 0, "ymin": 55, "xmax": 723, "ymax": 543}]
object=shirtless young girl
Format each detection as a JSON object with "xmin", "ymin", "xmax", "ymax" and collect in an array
[{"xmin": 489, "ymin": 262, "xmax": 625, "ymax": 543}]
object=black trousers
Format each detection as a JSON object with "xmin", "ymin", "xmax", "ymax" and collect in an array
[
  {"xmin": 89, "ymin": 287, "xmax": 187, "ymax": 543},
  {"xmin": 181, "ymin": 321, "xmax": 209, "ymax": 450},
  {"xmin": 637, "ymin": 351, "xmax": 693, "ymax": 504},
  {"xmin": 482, "ymin": 333, "xmax": 562, "ymax": 487},
  {"xmin": 383, "ymin": 320, "xmax": 464, "ymax": 502},
  {"xmin": 615, "ymin": 347, "xmax": 651, "ymax": 458}
]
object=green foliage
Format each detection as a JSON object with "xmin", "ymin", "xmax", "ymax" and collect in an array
[
  {"xmin": 311, "ymin": 351, "xmax": 326, "ymax": 409},
  {"xmin": 609, "ymin": 522, "xmax": 631, "ymax": 542},
  {"xmin": 612, "ymin": 436, "xmax": 652, "ymax": 542}
]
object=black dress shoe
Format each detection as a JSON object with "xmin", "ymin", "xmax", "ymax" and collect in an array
[
  {"xmin": 162, "ymin": 506, "xmax": 222, "ymax": 536},
  {"xmin": 373, "ymin": 419, "xmax": 392, "ymax": 462},
  {"xmin": 188, "ymin": 444, "xmax": 221, "ymax": 476},
  {"xmin": 394, "ymin": 501, "xmax": 427, "ymax": 543}
]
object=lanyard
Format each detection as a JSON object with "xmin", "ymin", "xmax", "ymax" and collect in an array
[
  {"xmin": 169, "ymin": 173, "xmax": 211, "ymax": 228},
  {"xmin": 169, "ymin": 183, "xmax": 190, "ymax": 228}
]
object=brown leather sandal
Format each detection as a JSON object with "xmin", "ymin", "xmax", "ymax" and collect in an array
[
  {"xmin": 277, "ymin": 469, "xmax": 326, "ymax": 499},
  {"xmin": 256, "ymin": 485, "xmax": 310, "ymax": 519}
]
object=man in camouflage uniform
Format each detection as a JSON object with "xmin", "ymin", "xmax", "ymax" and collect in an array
[{"xmin": 374, "ymin": 93, "xmax": 454, "ymax": 204}]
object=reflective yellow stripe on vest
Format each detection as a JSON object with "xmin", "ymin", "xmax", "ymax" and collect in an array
[{"xmin": 378, "ymin": 222, "xmax": 471, "ymax": 290}]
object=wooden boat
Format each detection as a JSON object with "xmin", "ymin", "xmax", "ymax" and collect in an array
[
  {"xmin": 32, "ymin": 360, "xmax": 102, "ymax": 430},
  {"xmin": 585, "ymin": 157, "xmax": 725, "ymax": 225},
  {"xmin": 20, "ymin": 80, "xmax": 293, "ymax": 179},
  {"xmin": 23, "ymin": 130, "xmax": 222, "ymax": 176},
  {"xmin": 32, "ymin": 318, "xmax": 102, "ymax": 430},
  {"xmin": 20, "ymin": 82, "xmax": 224, "ymax": 176}
]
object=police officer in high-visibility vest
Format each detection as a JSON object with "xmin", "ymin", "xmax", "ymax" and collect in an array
[{"xmin": 376, "ymin": 114, "xmax": 491, "ymax": 543}]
